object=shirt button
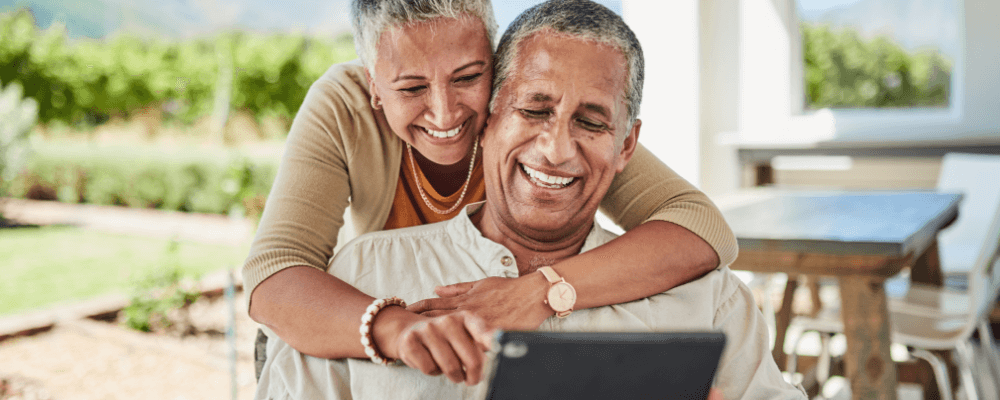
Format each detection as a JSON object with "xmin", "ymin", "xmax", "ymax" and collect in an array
[{"xmin": 501, "ymin": 256, "xmax": 513, "ymax": 267}]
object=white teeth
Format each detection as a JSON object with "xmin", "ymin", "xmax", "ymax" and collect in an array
[
  {"xmin": 424, "ymin": 124, "xmax": 462, "ymax": 138},
  {"xmin": 521, "ymin": 164, "xmax": 575, "ymax": 188}
]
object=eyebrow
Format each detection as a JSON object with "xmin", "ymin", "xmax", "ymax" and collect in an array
[
  {"xmin": 391, "ymin": 60, "xmax": 487, "ymax": 83},
  {"xmin": 528, "ymin": 92, "xmax": 554, "ymax": 103},
  {"xmin": 582, "ymin": 103, "xmax": 612, "ymax": 120},
  {"xmin": 522, "ymin": 93, "xmax": 613, "ymax": 120}
]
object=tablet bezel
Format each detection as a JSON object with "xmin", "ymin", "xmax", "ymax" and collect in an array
[{"xmin": 484, "ymin": 331, "xmax": 726, "ymax": 400}]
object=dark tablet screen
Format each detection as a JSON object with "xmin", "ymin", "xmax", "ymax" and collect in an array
[{"xmin": 485, "ymin": 331, "xmax": 726, "ymax": 400}]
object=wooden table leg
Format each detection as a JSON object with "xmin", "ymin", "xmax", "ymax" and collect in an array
[
  {"xmin": 840, "ymin": 275, "xmax": 898, "ymax": 400},
  {"xmin": 773, "ymin": 275, "xmax": 799, "ymax": 369},
  {"xmin": 754, "ymin": 163, "xmax": 774, "ymax": 187},
  {"xmin": 807, "ymin": 275, "xmax": 823, "ymax": 317},
  {"xmin": 910, "ymin": 240, "xmax": 943, "ymax": 286}
]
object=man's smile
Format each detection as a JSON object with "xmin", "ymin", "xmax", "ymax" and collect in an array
[{"xmin": 519, "ymin": 163, "xmax": 578, "ymax": 189}]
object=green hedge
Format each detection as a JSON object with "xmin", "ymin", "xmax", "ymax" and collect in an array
[
  {"xmin": 0, "ymin": 8, "xmax": 356, "ymax": 127},
  {"xmin": 8, "ymin": 142, "xmax": 278, "ymax": 217}
]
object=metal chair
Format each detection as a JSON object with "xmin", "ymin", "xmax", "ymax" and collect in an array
[{"xmin": 786, "ymin": 153, "xmax": 1000, "ymax": 400}]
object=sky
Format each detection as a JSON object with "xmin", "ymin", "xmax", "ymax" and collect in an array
[{"xmin": 796, "ymin": 0, "xmax": 865, "ymax": 20}]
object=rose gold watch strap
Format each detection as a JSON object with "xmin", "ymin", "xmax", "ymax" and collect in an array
[{"xmin": 538, "ymin": 266, "xmax": 561, "ymax": 283}]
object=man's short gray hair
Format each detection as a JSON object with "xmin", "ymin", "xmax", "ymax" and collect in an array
[
  {"xmin": 490, "ymin": 0, "xmax": 644, "ymax": 128},
  {"xmin": 351, "ymin": 0, "xmax": 499, "ymax": 71}
]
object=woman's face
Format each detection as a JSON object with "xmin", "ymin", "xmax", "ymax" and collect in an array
[{"xmin": 367, "ymin": 16, "xmax": 493, "ymax": 166}]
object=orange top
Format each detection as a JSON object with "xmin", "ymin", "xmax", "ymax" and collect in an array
[{"xmin": 382, "ymin": 149, "xmax": 485, "ymax": 230}]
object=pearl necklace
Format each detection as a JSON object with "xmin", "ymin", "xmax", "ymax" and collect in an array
[{"xmin": 406, "ymin": 136, "xmax": 479, "ymax": 215}]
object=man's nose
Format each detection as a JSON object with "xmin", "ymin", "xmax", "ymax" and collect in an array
[
  {"xmin": 536, "ymin": 122, "xmax": 577, "ymax": 166},
  {"xmin": 425, "ymin": 86, "xmax": 463, "ymax": 129}
]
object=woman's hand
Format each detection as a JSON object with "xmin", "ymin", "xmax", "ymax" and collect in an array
[
  {"xmin": 372, "ymin": 308, "xmax": 494, "ymax": 386},
  {"xmin": 407, "ymin": 274, "xmax": 554, "ymax": 331}
]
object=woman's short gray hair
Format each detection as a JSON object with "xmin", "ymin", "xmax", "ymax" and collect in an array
[
  {"xmin": 490, "ymin": 0, "xmax": 644, "ymax": 128},
  {"xmin": 351, "ymin": 0, "xmax": 499, "ymax": 70}
]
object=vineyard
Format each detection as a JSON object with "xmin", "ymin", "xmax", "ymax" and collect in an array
[{"xmin": 0, "ymin": 9, "xmax": 357, "ymax": 128}]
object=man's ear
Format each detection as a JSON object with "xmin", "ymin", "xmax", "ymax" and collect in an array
[
  {"xmin": 481, "ymin": 92, "xmax": 505, "ymax": 148},
  {"xmin": 615, "ymin": 118, "xmax": 641, "ymax": 173}
]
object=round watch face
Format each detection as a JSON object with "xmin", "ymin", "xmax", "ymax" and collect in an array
[{"xmin": 546, "ymin": 281, "xmax": 576, "ymax": 312}]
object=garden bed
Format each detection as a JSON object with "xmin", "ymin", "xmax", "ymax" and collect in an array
[{"xmin": 0, "ymin": 290, "xmax": 259, "ymax": 400}]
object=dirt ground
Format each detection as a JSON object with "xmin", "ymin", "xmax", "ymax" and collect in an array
[{"xmin": 0, "ymin": 292, "xmax": 260, "ymax": 400}]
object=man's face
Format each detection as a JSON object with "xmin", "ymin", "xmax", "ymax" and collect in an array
[{"xmin": 481, "ymin": 30, "xmax": 640, "ymax": 242}]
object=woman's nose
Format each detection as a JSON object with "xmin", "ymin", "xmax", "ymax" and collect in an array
[{"xmin": 425, "ymin": 87, "xmax": 463, "ymax": 129}]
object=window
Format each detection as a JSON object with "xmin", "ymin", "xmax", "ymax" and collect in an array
[
  {"xmin": 797, "ymin": 0, "xmax": 958, "ymax": 110},
  {"xmin": 738, "ymin": 0, "xmax": 999, "ymax": 144}
]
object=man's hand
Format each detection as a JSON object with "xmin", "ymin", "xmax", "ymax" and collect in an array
[
  {"xmin": 708, "ymin": 388, "xmax": 723, "ymax": 400},
  {"xmin": 407, "ymin": 274, "xmax": 554, "ymax": 330},
  {"xmin": 373, "ymin": 309, "xmax": 494, "ymax": 386}
]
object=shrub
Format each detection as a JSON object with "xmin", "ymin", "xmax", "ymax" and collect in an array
[
  {"xmin": 121, "ymin": 241, "xmax": 202, "ymax": 333},
  {"xmin": 803, "ymin": 23, "xmax": 952, "ymax": 109},
  {"xmin": 9, "ymin": 141, "xmax": 278, "ymax": 218},
  {"xmin": 0, "ymin": 80, "xmax": 38, "ymax": 200}
]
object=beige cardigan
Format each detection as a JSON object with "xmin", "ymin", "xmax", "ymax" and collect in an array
[{"xmin": 241, "ymin": 61, "xmax": 739, "ymax": 301}]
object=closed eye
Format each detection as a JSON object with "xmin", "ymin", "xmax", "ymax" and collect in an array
[
  {"xmin": 455, "ymin": 73, "xmax": 483, "ymax": 83},
  {"xmin": 576, "ymin": 118, "xmax": 608, "ymax": 132},
  {"xmin": 519, "ymin": 109, "xmax": 551, "ymax": 119},
  {"xmin": 399, "ymin": 85, "xmax": 427, "ymax": 94}
]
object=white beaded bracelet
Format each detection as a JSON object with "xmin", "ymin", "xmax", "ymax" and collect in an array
[{"xmin": 359, "ymin": 296, "xmax": 406, "ymax": 365}]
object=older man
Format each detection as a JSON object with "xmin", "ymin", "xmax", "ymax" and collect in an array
[{"xmin": 255, "ymin": 1, "xmax": 805, "ymax": 399}]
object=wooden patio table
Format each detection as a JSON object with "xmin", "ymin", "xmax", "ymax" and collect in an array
[{"xmin": 720, "ymin": 190, "xmax": 962, "ymax": 400}]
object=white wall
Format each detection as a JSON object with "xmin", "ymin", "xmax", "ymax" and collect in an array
[
  {"xmin": 622, "ymin": 0, "xmax": 702, "ymax": 186},
  {"xmin": 960, "ymin": 0, "xmax": 1000, "ymax": 138},
  {"xmin": 622, "ymin": 0, "xmax": 750, "ymax": 196}
]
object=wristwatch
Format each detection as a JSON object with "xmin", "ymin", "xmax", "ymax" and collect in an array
[{"xmin": 538, "ymin": 266, "xmax": 576, "ymax": 318}]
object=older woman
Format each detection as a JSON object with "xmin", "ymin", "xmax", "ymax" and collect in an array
[{"xmin": 245, "ymin": 0, "xmax": 737, "ymax": 383}]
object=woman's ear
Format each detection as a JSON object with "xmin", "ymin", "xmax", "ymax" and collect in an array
[
  {"xmin": 479, "ymin": 115, "xmax": 494, "ymax": 148},
  {"xmin": 365, "ymin": 68, "xmax": 382, "ymax": 110}
]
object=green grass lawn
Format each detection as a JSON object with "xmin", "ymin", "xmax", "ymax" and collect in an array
[{"xmin": 0, "ymin": 225, "xmax": 250, "ymax": 316}]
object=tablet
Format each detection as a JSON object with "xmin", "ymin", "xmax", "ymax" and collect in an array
[{"xmin": 484, "ymin": 331, "xmax": 726, "ymax": 400}]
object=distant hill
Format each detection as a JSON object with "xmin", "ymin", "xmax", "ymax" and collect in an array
[{"xmin": 0, "ymin": 0, "xmax": 354, "ymax": 39}]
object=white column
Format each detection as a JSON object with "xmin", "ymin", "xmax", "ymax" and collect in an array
[
  {"xmin": 622, "ymin": 0, "xmax": 702, "ymax": 186},
  {"xmin": 699, "ymin": 0, "xmax": 743, "ymax": 196},
  {"xmin": 738, "ymin": 0, "xmax": 797, "ymax": 142}
]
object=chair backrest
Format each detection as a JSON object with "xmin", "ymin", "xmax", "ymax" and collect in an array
[
  {"xmin": 936, "ymin": 153, "xmax": 1000, "ymax": 276},
  {"xmin": 935, "ymin": 153, "xmax": 1000, "ymax": 320},
  {"xmin": 970, "ymin": 209, "xmax": 1000, "ymax": 321}
]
